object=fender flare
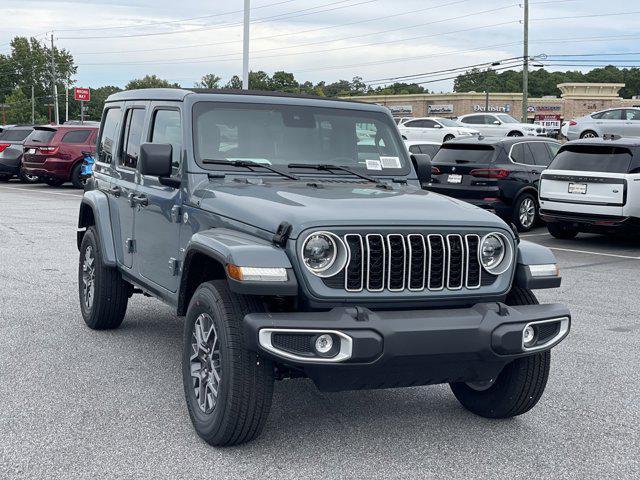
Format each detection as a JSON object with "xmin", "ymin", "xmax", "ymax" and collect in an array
[
  {"xmin": 77, "ymin": 190, "xmax": 117, "ymax": 267},
  {"xmin": 514, "ymin": 240, "xmax": 561, "ymax": 290},
  {"xmin": 513, "ymin": 185, "xmax": 539, "ymax": 205}
]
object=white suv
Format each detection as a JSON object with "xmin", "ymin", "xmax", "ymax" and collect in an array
[
  {"xmin": 458, "ymin": 113, "xmax": 546, "ymax": 137},
  {"xmin": 398, "ymin": 117, "xmax": 479, "ymax": 143},
  {"xmin": 539, "ymin": 137, "xmax": 640, "ymax": 238}
]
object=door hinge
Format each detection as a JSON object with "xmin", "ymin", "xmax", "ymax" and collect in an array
[
  {"xmin": 168, "ymin": 258, "xmax": 179, "ymax": 276},
  {"xmin": 126, "ymin": 238, "xmax": 136, "ymax": 253},
  {"xmin": 170, "ymin": 205, "xmax": 182, "ymax": 223}
]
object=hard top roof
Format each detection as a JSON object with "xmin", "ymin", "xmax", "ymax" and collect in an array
[
  {"xmin": 564, "ymin": 137, "xmax": 640, "ymax": 148},
  {"xmin": 444, "ymin": 135, "xmax": 559, "ymax": 147}
]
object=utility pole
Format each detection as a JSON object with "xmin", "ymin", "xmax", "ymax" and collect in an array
[
  {"xmin": 31, "ymin": 85, "xmax": 35, "ymax": 125},
  {"xmin": 521, "ymin": 0, "xmax": 529, "ymax": 123},
  {"xmin": 242, "ymin": 0, "xmax": 250, "ymax": 90},
  {"xmin": 65, "ymin": 81, "xmax": 69, "ymax": 123},
  {"xmin": 50, "ymin": 33, "xmax": 60, "ymax": 125}
]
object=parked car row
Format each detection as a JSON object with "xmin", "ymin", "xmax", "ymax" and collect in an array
[{"xmin": 0, "ymin": 124, "xmax": 98, "ymax": 188}]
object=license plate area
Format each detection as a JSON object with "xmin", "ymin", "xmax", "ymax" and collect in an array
[
  {"xmin": 568, "ymin": 182, "xmax": 587, "ymax": 194},
  {"xmin": 447, "ymin": 174, "xmax": 462, "ymax": 184}
]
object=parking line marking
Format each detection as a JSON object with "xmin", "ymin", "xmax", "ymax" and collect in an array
[
  {"xmin": 0, "ymin": 185, "xmax": 82, "ymax": 198},
  {"xmin": 548, "ymin": 246, "xmax": 640, "ymax": 260}
]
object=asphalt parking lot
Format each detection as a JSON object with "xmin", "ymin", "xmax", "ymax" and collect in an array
[{"xmin": 0, "ymin": 182, "xmax": 638, "ymax": 479}]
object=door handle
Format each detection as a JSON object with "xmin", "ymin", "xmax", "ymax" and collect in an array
[
  {"xmin": 107, "ymin": 186, "xmax": 121, "ymax": 197},
  {"xmin": 131, "ymin": 194, "xmax": 148, "ymax": 207}
]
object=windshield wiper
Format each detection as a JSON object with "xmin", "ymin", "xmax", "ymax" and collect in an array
[
  {"xmin": 202, "ymin": 158, "xmax": 299, "ymax": 180},
  {"xmin": 287, "ymin": 163, "xmax": 379, "ymax": 184}
]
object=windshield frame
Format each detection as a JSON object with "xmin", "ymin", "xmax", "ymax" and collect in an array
[{"xmin": 191, "ymin": 100, "xmax": 411, "ymax": 177}]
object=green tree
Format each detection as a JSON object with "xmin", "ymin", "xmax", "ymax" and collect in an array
[
  {"xmin": 4, "ymin": 88, "xmax": 31, "ymax": 124},
  {"xmin": 268, "ymin": 71, "xmax": 298, "ymax": 92},
  {"xmin": 125, "ymin": 75, "xmax": 180, "ymax": 90},
  {"xmin": 194, "ymin": 74, "xmax": 222, "ymax": 89}
]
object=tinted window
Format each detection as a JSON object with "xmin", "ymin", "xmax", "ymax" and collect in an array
[
  {"xmin": 419, "ymin": 145, "xmax": 440, "ymax": 157},
  {"xmin": 404, "ymin": 120, "xmax": 423, "ymax": 128},
  {"xmin": 432, "ymin": 145, "xmax": 495, "ymax": 164},
  {"xmin": 625, "ymin": 109, "xmax": 640, "ymax": 121},
  {"xmin": 528, "ymin": 142, "xmax": 553, "ymax": 166},
  {"xmin": 27, "ymin": 129, "xmax": 56, "ymax": 144},
  {"xmin": 510, "ymin": 143, "xmax": 532, "ymax": 165},
  {"xmin": 120, "ymin": 109, "xmax": 146, "ymax": 169},
  {"xmin": 422, "ymin": 119, "xmax": 438, "ymax": 128},
  {"xmin": 151, "ymin": 109, "xmax": 182, "ymax": 176},
  {"xmin": 0, "ymin": 129, "xmax": 32, "ymax": 142},
  {"xmin": 98, "ymin": 108, "xmax": 121, "ymax": 163},
  {"xmin": 61, "ymin": 130, "xmax": 91, "ymax": 144},
  {"xmin": 550, "ymin": 146, "xmax": 633, "ymax": 173},
  {"xmin": 408, "ymin": 145, "xmax": 421, "ymax": 154},
  {"xmin": 546, "ymin": 142, "xmax": 560, "ymax": 158},
  {"xmin": 600, "ymin": 110, "xmax": 622, "ymax": 120},
  {"xmin": 460, "ymin": 115, "xmax": 484, "ymax": 125}
]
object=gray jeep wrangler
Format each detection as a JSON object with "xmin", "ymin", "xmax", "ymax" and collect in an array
[{"xmin": 77, "ymin": 89, "xmax": 571, "ymax": 446}]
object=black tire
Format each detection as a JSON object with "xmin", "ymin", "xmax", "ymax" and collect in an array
[
  {"xmin": 443, "ymin": 134, "xmax": 455, "ymax": 142},
  {"xmin": 547, "ymin": 222, "xmax": 578, "ymax": 239},
  {"xmin": 507, "ymin": 131, "xmax": 524, "ymax": 137},
  {"xmin": 45, "ymin": 177, "xmax": 64, "ymax": 187},
  {"xmin": 182, "ymin": 280, "xmax": 274, "ymax": 446},
  {"xmin": 580, "ymin": 130, "xmax": 598, "ymax": 139},
  {"xmin": 19, "ymin": 169, "xmax": 39, "ymax": 184},
  {"xmin": 70, "ymin": 163, "xmax": 85, "ymax": 189},
  {"xmin": 449, "ymin": 286, "xmax": 551, "ymax": 418},
  {"xmin": 513, "ymin": 193, "xmax": 537, "ymax": 232},
  {"xmin": 0, "ymin": 175, "xmax": 10, "ymax": 182},
  {"xmin": 78, "ymin": 227, "xmax": 131, "ymax": 330}
]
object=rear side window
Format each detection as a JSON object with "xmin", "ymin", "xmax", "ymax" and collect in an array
[
  {"xmin": 432, "ymin": 145, "xmax": 495, "ymax": 164},
  {"xmin": 528, "ymin": 142, "xmax": 554, "ymax": 166},
  {"xmin": 61, "ymin": 130, "xmax": 91, "ymax": 144},
  {"xmin": 98, "ymin": 108, "xmax": 121, "ymax": 163},
  {"xmin": 0, "ymin": 129, "xmax": 32, "ymax": 142},
  {"xmin": 408, "ymin": 145, "xmax": 421, "ymax": 154},
  {"xmin": 510, "ymin": 143, "xmax": 533, "ymax": 165},
  {"xmin": 150, "ymin": 109, "xmax": 182, "ymax": 176},
  {"xmin": 419, "ymin": 144, "xmax": 440, "ymax": 158},
  {"xmin": 550, "ymin": 146, "xmax": 633, "ymax": 173},
  {"xmin": 120, "ymin": 108, "xmax": 146, "ymax": 169},
  {"xmin": 27, "ymin": 129, "xmax": 56, "ymax": 144}
]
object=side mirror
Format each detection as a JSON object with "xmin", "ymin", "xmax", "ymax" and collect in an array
[
  {"xmin": 433, "ymin": 124, "xmax": 443, "ymax": 128},
  {"xmin": 493, "ymin": 120, "xmax": 501, "ymax": 125},
  {"xmin": 139, "ymin": 143, "xmax": 173, "ymax": 177},
  {"xmin": 411, "ymin": 153, "xmax": 432, "ymax": 185}
]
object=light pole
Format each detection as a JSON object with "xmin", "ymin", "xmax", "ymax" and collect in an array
[
  {"xmin": 242, "ymin": 0, "xmax": 250, "ymax": 90},
  {"xmin": 521, "ymin": 0, "xmax": 529, "ymax": 123}
]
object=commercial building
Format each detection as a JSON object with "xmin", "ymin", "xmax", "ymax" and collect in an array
[{"xmin": 348, "ymin": 83, "xmax": 639, "ymax": 130}]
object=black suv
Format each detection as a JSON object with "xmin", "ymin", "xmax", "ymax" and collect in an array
[
  {"xmin": 77, "ymin": 89, "xmax": 570, "ymax": 446},
  {"xmin": 426, "ymin": 136, "xmax": 561, "ymax": 231}
]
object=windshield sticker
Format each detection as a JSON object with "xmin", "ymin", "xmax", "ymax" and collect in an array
[
  {"xmin": 366, "ymin": 159, "xmax": 382, "ymax": 170},
  {"xmin": 380, "ymin": 156, "xmax": 401, "ymax": 169}
]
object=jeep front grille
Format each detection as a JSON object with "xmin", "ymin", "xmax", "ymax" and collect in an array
[{"xmin": 340, "ymin": 233, "xmax": 488, "ymax": 293}]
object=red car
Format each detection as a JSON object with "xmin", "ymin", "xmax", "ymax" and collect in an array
[{"xmin": 22, "ymin": 125, "xmax": 98, "ymax": 188}]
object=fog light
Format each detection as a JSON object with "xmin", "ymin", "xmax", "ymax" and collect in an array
[
  {"xmin": 314, "ymin": 334, "xmax": 334, "ymax": 355},
  {"xmin": 523, "ymin": 325, "xmax": 537, "ymax": 347}
]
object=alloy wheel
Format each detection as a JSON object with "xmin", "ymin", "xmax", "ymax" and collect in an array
[
  {"xmin": 582, "ymin": 132, "xmax": 597, "ymax": 138},
  {"xmin": 81, "ymin": 246, "xmax": 95, "ymax": 310},
  {"xmin": 519, "ymin": 197, "xmax": 536, "ymax": 229},
  {"xmin": 190, "ymin": 313, "xmax": 222, "ymax": 414}
]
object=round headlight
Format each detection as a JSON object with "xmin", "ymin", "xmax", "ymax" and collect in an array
[
  {"xmin": 303, "ymin": 233, "xmax": 336, "ymax": 272},
  {"xmin": 479, "ymin": 233, "xmax": 512, "ymax": 275}
]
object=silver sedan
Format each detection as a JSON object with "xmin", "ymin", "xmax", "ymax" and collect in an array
[{"xmin": 564, "ymin": 107, "xmax": 640, "ymax": 140}]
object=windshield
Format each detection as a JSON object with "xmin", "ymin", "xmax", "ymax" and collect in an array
[
  {"xmin": 497, "ymin": 114, "xmax": 519, "ymax": 124},
  {"xmin": 193, "ymin": 102, "xmax": 408, "ymax": 174},
  {"xmin": 435, "ymin": 118, "xmax": 460, "ymax": 127},
  {"xmin": 550, "ymin": 146, "xmax": 633, "ymax": 174}
]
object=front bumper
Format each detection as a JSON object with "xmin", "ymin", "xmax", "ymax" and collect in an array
[{"xmin": 244, "ymin": 302, "xmax": 570, "ymax": 391}]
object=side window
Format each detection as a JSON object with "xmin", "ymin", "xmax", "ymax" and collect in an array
[
  {"xmin": 545, "ymin": 142, "xmax": 560, "ymax": 160},
  {"xmin": 422, "ymin": 119, "xmax": 437, "ymax": 128},
  {"xmin": 600, "ymin": 109, "xmax": 622, "ymax": 120},
  {"xmin": 625, "ymin": 109, "xmax": 640, "ymax": 121},
  {"xmin": 485, "ymin": 115, "xmax": 499, "ymax": 125},
  {"xmin": 510, "ymin": 143, "xmax": 532, "ymax": 164},
  {"xmin": 528, "ymin": 142, "xmax": 553, "ymax": 166},
  {"xmin": 61, "ymin": 130, "xmax": 91, "ymax": 144},
  {"xmin": 421, "ymin": 145, "xmax": 439, "ymax": 157},
  {"xmin": 119, "ymin": 108, "xmax": 146, "ymax": 169},
  {"xmin": 404, "ymin": 120, "xmax": 421, "ymax": 128},
  {"xmin": 408, "ymin": 145, "xmax": 421, "ymax": 154},
  {"xmin": 460, "ymin": 116, "xmax": 480, "ymax": 125},
  {"xmin": 150, "ymin": 109, "xmax": 182, "ymax": 177},
  {"xmin": 98, "ymin": 108, "xmax": 121, "ymax": 163}
]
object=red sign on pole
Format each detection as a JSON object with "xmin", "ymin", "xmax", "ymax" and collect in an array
[{"xmin": 74, "ymin": 87, "xmax": 91, "ymax": 102}]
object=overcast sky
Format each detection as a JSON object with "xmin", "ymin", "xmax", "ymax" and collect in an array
[{"xmin": 1, "ymin": 0, "xmax": 637, "ymax": 91}]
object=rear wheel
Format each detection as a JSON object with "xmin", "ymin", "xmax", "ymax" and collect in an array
[
  {"xmin": 547, "ymin": 222, "xmax": 578, "ymax": 239},
  {"xmin": 513, "ymin": 193, "xmax": 537, "ymax": 232},
  {"xmin": 443, "ymin": 134, "xmax": 455, "ymax": 142},
  {"xmin": 450, "ymin": 286, "xmax": 551, "ymax": 418},
  {"xmin": 507, "ymin": 131, "xmax": 523, "ymax": 137},
  {"xmin": 182, "ymin": 280, "xmax": 274, "ymax": 446},
  {"xmin": 44, "ymin": 177, "xmax": 64, "ymax": 187},
  {"xmin": 70, "ymin": 163, "xmax": 85, "ymax": 189},
  {"xmin": 580, "ymin": 130, "xmax": 598, "ymax": 139}
]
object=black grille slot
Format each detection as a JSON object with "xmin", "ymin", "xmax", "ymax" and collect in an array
[
  {"xmin": 387, "ymin": 235, "xmax": 406, "ymax": 291},
  {"xmin": 447, "ymin": 235, "xmax": 464, "ymax": 289},
  {"xmin": 481, "ymin": 273, "xmax": 497, "ymax": 286},
  {"xmin": 322, "ymin": 271, "xmax": 345, "ymax": 289},
  {"xmin": 345, "ymin": 234, "xmax": 364, "ymax": 291},
  {"xmin": 428, "ymin": 235, "xmax": 445, "ymax": 290},
  {"xmin": 408, "ymin": 235, "xmax": 426, "ymax": 290},
  {"xmin": 271, "ymin": 333, "xmax": 315, "ymax": 357},
  {"xmin": 536, "ymin": 322, "xmax": 561, "ymax": 344},
  {"xmin": 465, "ymin": 235, "xmax": 481, "ymax": 288},
  {"xmin": 366, "ymin": 235, "xmax": 385, "ymax": 291}
]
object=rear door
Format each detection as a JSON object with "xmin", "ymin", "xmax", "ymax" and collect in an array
[
  {"xmin": 623, "ymin": 109, "xmax": 640, "ymax": 137},
  {"xmin": 539, "ymin": 145, "xmax": 632, "ymax": 216},
  {"xmin": 595, "ymin": 109, "xmax": 625, "ymax": 136}
]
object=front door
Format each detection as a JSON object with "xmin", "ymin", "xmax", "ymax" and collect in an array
[
  {"xmin": 623, "ymin": 109, "xmax": 640, "ymax": 137},
  {"xmin": 111, "ymin": 104, "xmax": 148, "ymax": 269},
  {"xmin": 135, "ymin": 105, "xmax": 183, "ymax": 292}
]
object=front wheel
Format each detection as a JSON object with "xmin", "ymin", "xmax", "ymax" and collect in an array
[
  {"xmin": 507, "ymin": 131, "xmax": 524, "ymax": 137},
  {"xmin": 182, "ymin": 280, "xmax": 274, "ymax": 446},
  {"xmin": 449, "ymin": 286, "xmax": 551, "ymax": 418},
  {"xmin": 443, "ymin": 134, "xmax": 455, "ymax": 142},
  {"xmin": 547, "ymin": 222, "xmax": 578, "ymax": 239}
]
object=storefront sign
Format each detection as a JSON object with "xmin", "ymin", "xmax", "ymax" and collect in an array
[
  {"xmin": 473, "ymin": 104, "xmax": 511, "ymax": 113},
  {"xmin": 534, "ymin": 114, "xmax": 562, "ymax": 130},
  {"xmin": 528, "ymin": 105, "xmax": 561, "ymax": 112},
  {"xmin": 388, "ymin": 105, "xmax": 413, "ymax": 115},
  {"xmin": 427, "ymin": 104, "xmax": 454, "ymax": 114}
]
